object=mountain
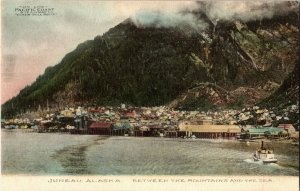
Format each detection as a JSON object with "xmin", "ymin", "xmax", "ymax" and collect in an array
[
  {"xmin": 260, "ymin": 61, "xmax": 299, "ymax": 108},
  {"xmin": 1, "ymin": 11, "xmax": 299, "ymax": 117},
  {"xmin": 167, "ymin": 82, "xmax": 279, "ymax": 111}
]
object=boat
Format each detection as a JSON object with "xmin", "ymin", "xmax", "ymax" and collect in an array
[{"xmin": 253, "ymin": 141, "xmax": 277, "ymax": 163}]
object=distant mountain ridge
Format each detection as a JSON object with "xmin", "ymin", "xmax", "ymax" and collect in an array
[{"xmin": 1, "ymin": 11, "xmax": 299, "ymax": 117}]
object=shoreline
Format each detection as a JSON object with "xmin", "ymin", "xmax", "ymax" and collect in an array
[{"xmin": 1, "ymin": 128, "xmax": 298, "ymax": 144}]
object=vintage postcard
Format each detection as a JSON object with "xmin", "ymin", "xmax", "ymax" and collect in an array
[{"xmin": 1, "ymin": 1, "xmax": 299, "ymax": 191}]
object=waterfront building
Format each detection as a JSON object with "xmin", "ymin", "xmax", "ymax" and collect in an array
[
  {"xmin": 88, "ymin": 122, "xmax": 113, "ymax": 135},
  {"xmin": 178, "ymin": 122, "xmax": 240, "ymax": 139},
  {"xmin": 241, "ymin": 127, "xmax": 287, "ymax": 139},
  {"xmin": 278, "ymin": 124, "xmax": 298, "ymax": 138},
  {"xmin": 113, "ymin": 121, "xmax": 132, "ymax": 136}
]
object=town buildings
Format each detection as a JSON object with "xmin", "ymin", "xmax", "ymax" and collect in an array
[{"xmin": 2, "ymin": 103, "xmax": 299, "ymax": 140}]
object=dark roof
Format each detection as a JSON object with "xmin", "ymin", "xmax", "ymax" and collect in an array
[
  {"xmin": 89, "ymin": 122, "xmax": 112, "ymax": 129},
  {"xmin": 148, "ymin": 124, "xmax": 164, "ymax": 129}
]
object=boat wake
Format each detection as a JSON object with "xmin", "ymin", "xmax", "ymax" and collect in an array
[
  {"xmin": 243, "ymin": 159, "xmax": 280, "ymax": 167},
  {"xmin": 244, "ymin": 158, "xmax": 263, "ymax": 165}
]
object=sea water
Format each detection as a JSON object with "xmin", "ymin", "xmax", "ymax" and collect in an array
[{"xmin": 1, "ymin": 129, "xmax": 299, "ymax": 175}]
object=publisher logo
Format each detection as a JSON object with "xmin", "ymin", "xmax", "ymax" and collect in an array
[{"xmin": 15, "ymin": 6, "xmax": 55, "ymax": 16}]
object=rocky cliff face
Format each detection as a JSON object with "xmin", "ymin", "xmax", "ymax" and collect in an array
[
  {"xmin": 1, "ymin": 9, "xmax": 299, "ymax": 117},
  {"xmin": 209, "ymin": 13, "xmax": 298, "ymax": 87},
  {"xmin": 261, "ymin": 62, "xmax": 299, "ymax": 108},
  {"xmin": 164, "ymin": 11, "xmax": 299, "ymax": 110}
]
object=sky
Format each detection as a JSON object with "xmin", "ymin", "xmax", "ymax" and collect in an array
[
  {"xmin": 1, "ymin": 0, "xmax": 200, "ymax": 104},
  {"xmin": 1, "ymin": 0, "xmax": 298, "ymax": 104}
]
